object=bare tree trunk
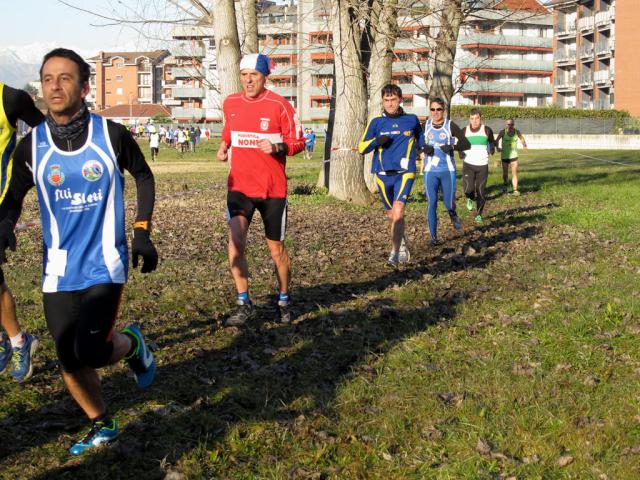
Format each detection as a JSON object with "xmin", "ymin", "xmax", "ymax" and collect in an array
[
  {"xmin": 429, "ymin": 0, "xmax": 464, "ymax": 112},
  {"xmin": 318, "ymin": 67, "xmax": 337, "ymax": 190},
  {"xmin": 238, "ymin": 0, "xmax": 259, "ymax": 54},
  {"xmin": 329, "ymin": 0, "xmax": 371, "ymax": 204},
  {"xmin": 363, "ymin": 0, "xmax": 399, "ymax": 193},
  {"xmin": 213, "ymin": 0, "xmax": 242, "ymax": 99}
]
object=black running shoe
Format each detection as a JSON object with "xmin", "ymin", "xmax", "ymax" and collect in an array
[
  {"xmin": 225, "ymin": 301, "xmax": 255, "ymax": 326},
  {"xmin": 449, "ymin": 212, "xmax": 462, "ymax": 230}
]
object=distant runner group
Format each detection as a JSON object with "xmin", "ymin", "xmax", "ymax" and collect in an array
[{"xmin": 0, "ymin": 51, "xmax": 528, "ymax": 455}]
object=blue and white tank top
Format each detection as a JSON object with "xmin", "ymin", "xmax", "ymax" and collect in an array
[
  {"xmin": 32, "ymin": 114, "xmax": 127, "ymax": 292},
  {"xmin": 424, "ymin": 119, "xmax": 455, "ymax": 173}
]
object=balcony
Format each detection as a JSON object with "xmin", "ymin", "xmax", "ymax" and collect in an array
[
  {"xmin": 554, "ymin": 76, "xmax": 576, "ymax": 91},
  {"xmin": 172, "ymin": 87, "xmax": 206, "ymax": 98},
  {"xmin": 579, "ymin": 101, "xmax": 594, "ymax": 110},
  {"xmin": 162, "ymin": 98, "xmax": 182, "ymax": 106},
  {"xmin": 390, "ymin": 84, "xmax": 429, "ymax": 95},
  {"xmin": 595, "ymin": 99, "xmax": 612, "ymax": 109},
  {"xmin": 595, "ymin": 40, "xmax": 613, "ymax": 57},
  {"xmin": 308, "ymin": 107, "xmax": 330, "ymax": 119},
  {"xmin": 458, "ymin": 57, "xmax": 553, "ymax": 72},
  {"xmin": 172, "ymin": 46, "xmax": 206, "ymax": 58},
  {"xmin": 394, "ymin": 39, "xmax": 431, "ymax": 51},
  {"xmin": 555, "ymin": 49, "xmax": 577, "ymax": 65},
  {"xmin": 270, "ymin": 86, "xmax": 297, "ymax": 97},
  {"xmin": 458, "ymin": 33, "xmax": 552, "ymax": 50},
  {"xmin": 260, "ymin": 44, "xmax": 298, "ymax": 55},
  {"xmin": 579, "ymin": 72, "xmax": 593, "ymax": 88},
  {"xmin": 595, "ymin": 10, "xmax": 612, "ymax": 29},
  {"xmin": 171, "ymin": 67, "xmax": 205, "ymax": 78},
  {"xmin": 594, "ymin": 69, "xmax": 612, "ymax": 86},
  {"xmin": 578, "ymin": 16, "xmax": 595, "ymax": 33},
  {"xmin": 460, "ymin": 80, "xmax": 552, "ymax": 95},
  {"xmin": 171, "ymin": 107, "xmax": 205, "ymax": 119},
  {"xmin": 392, "ymin": 61, "xmax": 430, "ymax": 73},
  {"xmin": 579, "ymin": 44, "xmax": 594, "ymax": 61},
  {"xmin": 557, "ymin": 21, "xmax": 577, "ymax": 39},
  {"xmin": 271, "ymin": 65, "xmax": 297, "ymax": 76}
]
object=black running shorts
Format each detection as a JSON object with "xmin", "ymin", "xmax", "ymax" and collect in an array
[
  {"xmin": 226, "ymin": 191, "xmax": 288, "ymax": 241},
  {"xmin": 43, "ymin": 283, "xmax": 123, "ymax": 372},
  {"xmin": 501, "ymin": 157, "xmax": 519, "ymax": 164}
]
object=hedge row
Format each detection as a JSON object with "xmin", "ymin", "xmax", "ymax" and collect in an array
[{"xmin": 450, "ymin": 105, "xmax": 630, "ymax": 122}]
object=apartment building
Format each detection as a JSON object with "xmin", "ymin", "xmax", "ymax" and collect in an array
[
  {"xmin": 550, "ymin": 0, "xmax": 622, "ymax": 111},
  {"xmin": 87, "ymin": 50, "xmax": 170, "ymax": 111},
  {"xmin": 162, "ymin": 25, "xmax": 220, "ymax": 122},
  {"xmin": 454, "ymin": 0, "xmax": 554, "ymax": 107}
]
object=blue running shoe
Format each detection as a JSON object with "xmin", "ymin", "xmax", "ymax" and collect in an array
[
  {"xmin": 69, "ymin": 418, "xmax": 119, "ymax": 455},
  {"xmin": 0, "ymin": 336, "xmax": 11, "ymax": 374},
  {"xmin": 11, "ymin": 333, "xmax": 38, "ymax": 382},
  {"xmin": 122, "ymin": 324, "xmax": 156, "ymax": 388}
]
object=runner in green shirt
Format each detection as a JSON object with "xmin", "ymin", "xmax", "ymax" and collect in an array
[{"xmin": 495, "ymin": 118, "xmax": 527, "ymax": 196}]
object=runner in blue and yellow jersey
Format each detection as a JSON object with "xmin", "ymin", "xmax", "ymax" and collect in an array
[
  {"xmin": 0, "ymin": 82, "xmax": 43, "ymax": 382},
  {"xmin": 359, "ymin": 84, "xmax": 425, "ymax": 267},
  {"xmin": 422, "ymin": 97, "xmax": 471, "ymax": 245}
]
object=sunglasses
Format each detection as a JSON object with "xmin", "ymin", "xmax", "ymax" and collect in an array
[{"xmin": 430, "ymin": 108, "xmax": 443, "ymax": 112}]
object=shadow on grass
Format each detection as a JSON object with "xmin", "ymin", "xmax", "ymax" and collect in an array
[{"xmin": 9, "ymin": 205, "xmax": 554, "ymax": 479}]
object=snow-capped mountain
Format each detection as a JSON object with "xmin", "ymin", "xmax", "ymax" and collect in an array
[{"xmin": 0, "ymin": 49, "xmax": 40, "ymax": 89}]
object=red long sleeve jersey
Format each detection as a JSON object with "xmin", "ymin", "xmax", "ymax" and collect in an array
[{"xmin": 222, "ymin": 89, "xmax": 304, "ymax": 198}]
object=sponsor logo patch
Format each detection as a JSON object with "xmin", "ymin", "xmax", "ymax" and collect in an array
[
  {"xmin": 47, "ymin": 165, "xmax": 65, "ymax": 187},
  {"xmin": 404, "ymin": 130, "xmax": 411, "ymax": 136},
  {"xmin": 82, "ymin": 160, "xmax": 103, "ymax": 182}
]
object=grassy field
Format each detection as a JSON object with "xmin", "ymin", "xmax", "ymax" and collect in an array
[{"xmin": 1, "ymin": 140, "xmax": 640, "ymax": 479}]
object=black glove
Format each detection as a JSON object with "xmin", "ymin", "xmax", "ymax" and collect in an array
[
  {"xmin": 440, "ymin": 144, "xmax": 454, "ymax": 155},
  {"xmin": 132, "ymin": 228, "xmax": 158, "ymax": 273},
  {"xmin": 421, "ymin": 145, "xmax": 435, "ymax": 156},
  {"xmin": 0, "ymin": 220, "xmax": 16, "ymax": 265},
  {"xmin": 376, "ymin": 135, "xmax": 391, "ymax": 147}
]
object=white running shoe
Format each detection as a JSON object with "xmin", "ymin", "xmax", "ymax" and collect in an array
[
  {"xmin": 398, "ymin": 236, "xmax": 410, "ymax": 263},
  {"xmin": 387, "ymin": 251, "xmax": 399, "ymax": 268}
]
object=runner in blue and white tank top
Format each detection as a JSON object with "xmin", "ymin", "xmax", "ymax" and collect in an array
[
  {"xmin": 421, "ymin": 98, "xmax": 470, "ymax": 244},
  {"xmin": 32, "ymin": 114, "xmax": 128, "ymax": 293},
  {"xmin": 0, "ymin": 49, "xmax": 159, "ymax": 456}
]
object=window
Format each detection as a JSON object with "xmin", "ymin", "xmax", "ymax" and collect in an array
[
  {"xmin": 116, "ymin": 87, "xmax": 123, "ymax": 95},
  {"xmin": 311, "ymin": 98, "xmax": 331, "ymax": 108},
  {"xmin": 138, "ymin": 86, "xmax": 151, "ymax": 98},
  {"xmin": 394, "ymin": 52, "xmax": 412, "ymax": 62},
  {"xmin": 139, "ymin": 73, "xmax": 152, "ymax": 86},
  {"xmin": 310, "ymin": 32, "xmax": 332, "ymax": 44},
  {"xmin": 115, "ymin": 75, "xmax": 123, "ymax": 82},
  {"xmin": 313, "ymin": 74, "xmax": 333, "ymax": 88},
  {"xmin": 392, "ymin": 75, "xmax": 412, "ymax": 85},
  {"xmin": 402, "ymin": 95, "xmax": 413, "ymax": 107}
]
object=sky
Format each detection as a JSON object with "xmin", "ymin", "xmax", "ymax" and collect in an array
[{"xmin": 2, "ymin": 0, "xmax": 171, "ymax": 62}]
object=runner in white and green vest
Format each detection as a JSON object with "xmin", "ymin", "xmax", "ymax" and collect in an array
[
  {"xmin": 461, "ymin": 109, "xmax": 496, "ymax": 223},
  {"xmin": 495, "ymin": 118, "xmax": 527, "ymax": 195}
]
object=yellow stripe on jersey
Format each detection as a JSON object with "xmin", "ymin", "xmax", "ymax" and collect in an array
[
  {"xmin": 375, "ymin": 175, "xmax": 392, "ymax": 209},
  {"xmin": 358, "ymin": 119, "xmax": 376, "ymax": 154},
  {"xmin": 0, "ymin": 82, "xmax": 17, "ymax": 205}
]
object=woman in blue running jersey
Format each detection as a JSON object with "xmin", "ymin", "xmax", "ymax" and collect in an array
[{"xmin": 421, "ymin": 98, "xmax": 470, "ymax": 245}]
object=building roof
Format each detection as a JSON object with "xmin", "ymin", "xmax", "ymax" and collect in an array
[
  {"xmin": 96, "ymin": 104, "xmax": 171, "ymax": 118},
  {"xmin": 494, "ymin": 0, "xmax": 549, "ymax": 13},
  {"xmin": 87, "ymin": 50, "xmax": 170, "ymax": 64}
]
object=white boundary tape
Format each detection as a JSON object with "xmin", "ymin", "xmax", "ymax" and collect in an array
[{"xmin": 571, "ymin": 152, "xmax": 639, "ymax": 168}]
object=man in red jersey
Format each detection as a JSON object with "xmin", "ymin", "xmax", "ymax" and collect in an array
[{"xmin": 216, "ymin": 53, "xmax": 304, "ymax": 325}]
